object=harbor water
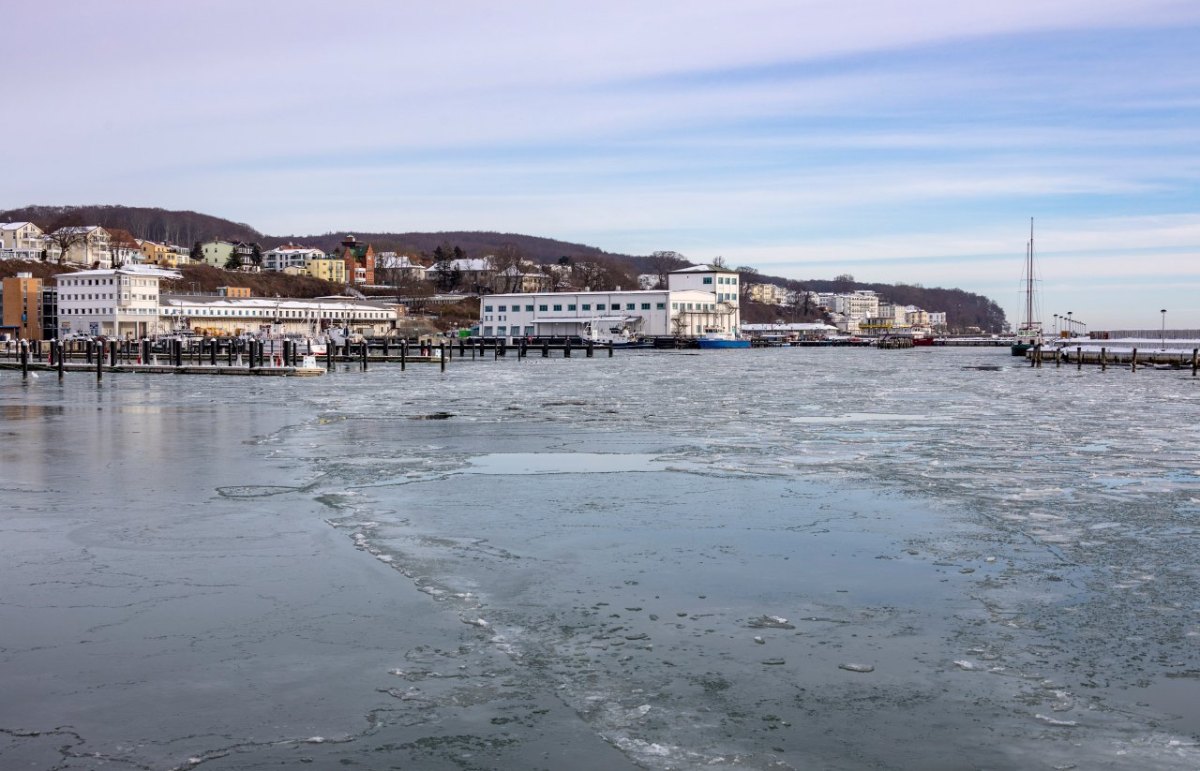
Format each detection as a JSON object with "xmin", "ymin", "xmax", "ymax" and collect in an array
[{"xmin": 2, "ymin": 347, "xmax": 1198, "ymax": 770}]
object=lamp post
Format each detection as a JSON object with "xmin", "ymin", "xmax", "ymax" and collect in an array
[
  {"xmin": 1067, "ymin": 311, "xmax": 1073, "ymax": 338},
  {"xmin": 1161, "ymin": 309, "xmax": 1167, "ymax": 350}
]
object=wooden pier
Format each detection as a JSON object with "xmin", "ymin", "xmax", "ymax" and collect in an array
[{"xmin": 1024, "ymin": 344, "xmax": 1200, "ymax": 374}]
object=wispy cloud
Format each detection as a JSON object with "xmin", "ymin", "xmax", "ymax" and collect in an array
[{"xmin": 5, "ymin": 0, "xmax": 1200, "ymax": 327}]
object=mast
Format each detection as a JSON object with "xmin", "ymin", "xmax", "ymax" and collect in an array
[{"xmin": 1024, "ymin": 217, "xmax": 1035, "ymax": 331}]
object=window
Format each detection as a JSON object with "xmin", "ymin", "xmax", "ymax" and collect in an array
[
  {"xmin": 641, "ymin": 303, "xmax": 650, "ymax": 310},
  {"xmin": 703, "ymin": 276, "xmax": 713, "ymax": 284},
  {"xmin": 497, "ymin": 326, "xmax": 507, "ymax": 335},
  {"xmin": 672, "ymin": 302, "xmax": 678, "ymax": 310},
  {"xmin": 525, "ymin": 305, "xmax": 534, "ymax": 311},
  {"xmin": 484, "ymin": 305, "xmax": 493, "ymax": 312},
  {"xmin": 581, "ymin": 304, "xmax": 591, "ymax": 311},
  {"xmin": 626, "ymin": 303, "xmax": 636, "ymax": 310},
  {"xmin": 567, "ymin": 304, "xmax": 576, "ymax": 311},
  {"xmin": 656, "ymin": 303, "xmax": 665, "ymax": 310},
  {"xmin": 498, "ymin": 305, "xmax": 506, "ymax": 312},
  {"xmin": 553, "ymin": 304, "xmax": 562, "ymax": 311},
  {"xmin": 483, "ymin": 326, "xmax": 493, "ymax": 336},
  {"xmin": 596, "ymin": 303, "xmax": 606, "ymax": 311},
  {"xmin": 539, "ymin": 304, "xmax": 548, "ymax": 312}
]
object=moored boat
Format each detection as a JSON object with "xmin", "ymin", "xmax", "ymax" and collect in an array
[
  {"xmin": 1011, "ymin": 218, "xmax": 1043, "ymax": 356},
  {"xmin": 696, "ymin": 327, "xmax": 751, "ymax": 349}
]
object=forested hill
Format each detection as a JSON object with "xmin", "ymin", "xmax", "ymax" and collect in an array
[
  {"xmin": 0, "ymin": 205, "xmax": 263, "ymax": 247},
  {"xmin": 0, "ymin": 204, "xmax": 1006, "ymax": 330}
]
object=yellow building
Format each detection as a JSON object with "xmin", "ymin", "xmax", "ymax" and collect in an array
[
  {"xmin": 2, "ymin": 273, "xmax": 44, "ymax": 340},
  {"xmin": 140, "ymin": 240, "xmax": 179, "ymax": 267},
  {"xmin": 305, "ymin": 256, "xmax": 347, "ymax": 283}
]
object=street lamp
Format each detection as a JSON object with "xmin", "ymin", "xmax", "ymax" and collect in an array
[
  {"xmin": 1161, "ymin": 309, "xmax": 1167, "ymax": 350},
  {"xmin": 1052, "ymin": 314, "xmax": 1058, "ymax": 336},
  {"xmin": 1067, "ymin": 311, "xmax": 1073, "ymax": 338}
]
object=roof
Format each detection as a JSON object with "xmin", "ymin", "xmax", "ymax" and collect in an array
[
  {"xmin": 671, "ymin": 264, "xmax": 738, "ymax": 274},
  {"xmin": 54, "ymin": 266, "xmax": 182, "ymax": 281},
  {"xmin": 160, "ymin": 295, "xmax": 395, "ymax": 312},
  {"xmin": 1, "ymin": 222, "xmax": 34, "ymax": 230},
  {"xmin": 446, "ymin": 258, "xmax": 491, "ymax": 272}
]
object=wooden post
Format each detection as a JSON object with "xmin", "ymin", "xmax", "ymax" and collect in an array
[
  {"xmin": 1131, "ymin": 348, "xmax": 1137, "ymax": 372},
  {"xmin": 96, "ymin": 342, "xmax": 102, "ymax": 382},
  {"xmin": 20, "ymin": 340, "xmax": 28, "ymax": 380},
  {"xmin": 1192, "ymin": 348, "xmax": 1197, "ymax": 377},
  {"xmin": 458, "ymin": 338, "xmax": 465, "ymax": 357},
  {"xmin": 439, "ymin": 343, "xmax": 446, "ymax": 372},
  {"xmin": 1055, "ymin": 347, "xmax": 1060, "ymax": 367},
  {"xmin": 57, "ymin": 340, "xmax": 64, "ymax": 380},
  {"xmin": 542, "ymin": 340, "xmax": 549, "ymax": 358},
  {"xmin": 210, "ymin": 338, "xmax": 218, "ymax": 366},
  {"xmin": 564, "ymin": 339, "xmax": 572, "ymax": 358},
  {"xmin": 609, "ymin": 344, "xmax": 614, "ymax": 357},
  {"xmin": 1101, "ymin": 347, "xmax": 1106, "ymax": 371},
  {"xmin": 1076, "ymin": 346, "xmax": 1082, "ymax": 370},
  {"xmin": 587, "ymin": 342, "xmax": 594, "ymax": 358},
  {"xmin": 109, "ymin": 340, "xmax": 118, "ymax": 368},
  {"xmin": 326, "ymin": 338, "xmax": 334, "ymax": 371},
  {"xmin": 360, "ymin": 341, "xmax": 367, "ymax": 371}
]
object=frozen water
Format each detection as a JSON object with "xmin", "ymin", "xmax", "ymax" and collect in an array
[{"xmin": 3, "ymin": 346, "xmax": 1199, "ymax": 769}]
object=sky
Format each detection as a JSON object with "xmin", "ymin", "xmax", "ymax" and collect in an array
[{"xmin": 6, "ymin": 1, "xmax": 1200, "ymax": 330}]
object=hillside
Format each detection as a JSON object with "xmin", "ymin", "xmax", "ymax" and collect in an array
[{"xmin": 0, "ymin": 204, "xmax": 1007, "ymax": 330}]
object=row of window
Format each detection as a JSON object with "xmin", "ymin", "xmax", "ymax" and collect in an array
[
  {"xmin": 485, "ymin": 302, "xmax": 667, "ymax": 313},
  {"xmin": 701, "ymin": 276, "xmax": 738, "ymax": 285},
  {"xmin": 162, "ymin": 308, "xmax": 391, "ymax": 319}
]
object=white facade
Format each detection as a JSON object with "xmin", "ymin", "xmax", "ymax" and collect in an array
[
  {"xmin": 50, "ymin": 226, "xmax": 112, "ymax": 269},
  {"xmin": 668, "ymin": 265, "xmax": 741, "ymax": 309},
  {"xmin": 263, "ymin": 244, "xmax": 326, "ymax": 272},
  {"xmin": 160, "ymin": 295, "xmax": 397, "ymax": 337},
  {"xmin": 478, "ymin": 264, "xmax": 742, "ymax": 339},
  {"xmin": 0, "ymin": 222, "xmax": 45, "ymax": 260},
  {"xmin": 479, "ymin": 288, "xmax": 735, "ymax": 339},
  {"xmin": 55, "ymin": 266, "xmax": 180, "ymax": 338}
]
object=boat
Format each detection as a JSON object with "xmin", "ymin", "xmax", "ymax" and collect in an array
[
  {"xmin": 696, "ymin": 327, "xmax": 751, "ymax": 349},
  {"xmin": 581, "ymin": 318, "xmax": 650, "ymax": 348},
  {"xmin": 1011, "ymin": 218, "xmax": 1043, "ymax": 356}
]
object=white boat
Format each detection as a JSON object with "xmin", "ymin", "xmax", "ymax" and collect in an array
[
  {"xmin": 581, "ymin": 318, "xmax": 647, "ymax": 347},
  {"xmin": 1012, "ymin": 218, "xmax": 1044, "ymax": 356}
]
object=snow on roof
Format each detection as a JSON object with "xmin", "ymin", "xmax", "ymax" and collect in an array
[
  {"xmin": 670, "ymin": 264, "xmax": 737, "ymax": 273},
  {"xmin": 1, "ymin": 222, "xmax": 34, "ymax": 230},
  {"xmin": 447, "ymin": 257, "xmax": 491, "ymax": 271}
]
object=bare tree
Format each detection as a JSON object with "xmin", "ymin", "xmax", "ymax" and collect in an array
[
  {"xmin": 491, "ymin": 244, "xmax": 525, "ymax": 293},
  {"xmin": 42, "ymin": 218, "xmax": 92, "ymax": 266},
  {"xmin": 647, "ymin": 250, "xmax": 686, "ymax": 289}
]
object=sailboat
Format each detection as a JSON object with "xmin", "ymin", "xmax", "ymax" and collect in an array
[{"xmin": 1011, "ymin": 218, "xmax": 1043, "ymax": 356}]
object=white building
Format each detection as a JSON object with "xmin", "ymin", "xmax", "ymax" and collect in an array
[
  {"xmin": 159, "ymin": 295, "xmax": 398, "ymax": 338},
  {"xmin": 49, "ymin": 226, "xmax": 112, "ymax": 269},
  {"xmin": 477, "ymin": 264, "xmax": 741, "ymax": 339},
  {"xmin": 375, "ymin": 252, "xmax": 428, "ymax": 282},
  {"xmin": 55, "ymin": 265, "xmax": 181, "ymax": 338},
  {"xmin": 263, "ymin": 244, "xmax": 326, "ymax": 272},
  {"xmin": 747, "ymin": 282, "xmax": 791, "ymax": 305},
  {"xmin": 0, "ymin": 222, "xmax": 45, "ymax": 260}
]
